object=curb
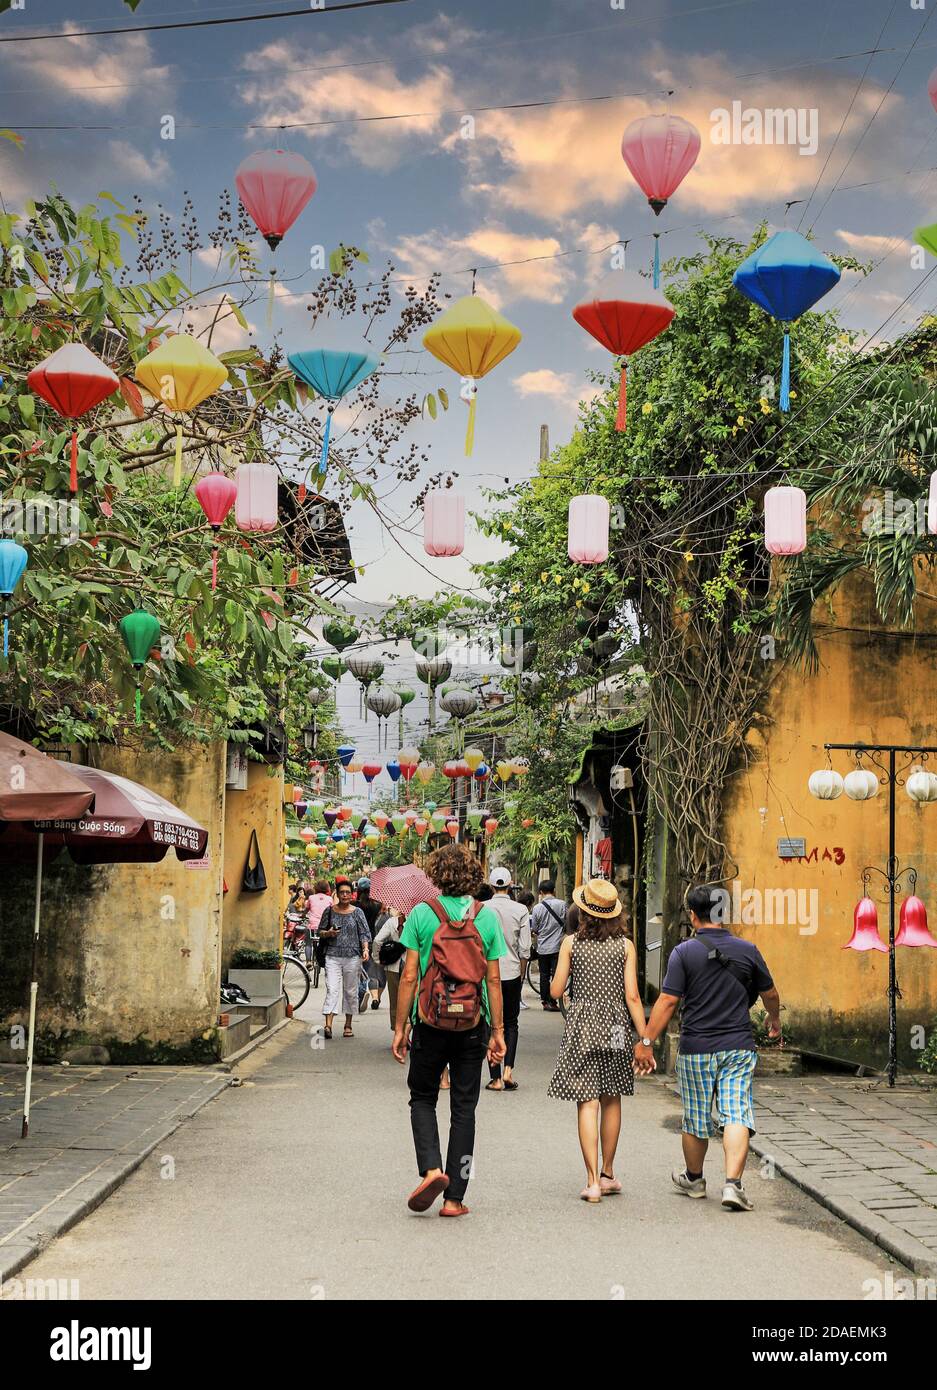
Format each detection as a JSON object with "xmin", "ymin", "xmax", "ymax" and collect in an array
[
  {"xmin": 212, "ymin": 1015, "xmax": 293, "ymax": 1072},
  {"xmin": 749, "ymin": 1137, "xmax": 937, "ymax": 1279}
]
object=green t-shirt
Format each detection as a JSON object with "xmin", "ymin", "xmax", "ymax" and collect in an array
[{"xmin": 400, "ymin": 895, "xmax": 507, "ymax": 1024}]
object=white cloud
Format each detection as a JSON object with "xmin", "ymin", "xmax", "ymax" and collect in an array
[
  {"xmin": 8, "ymin": 28, "xmax": 171, "ymax": 108},
  {"xmin": 107, "ymin": 140, "xmax": 171, "ymax": 186}
]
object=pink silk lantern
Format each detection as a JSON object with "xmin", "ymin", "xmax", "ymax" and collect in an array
[
  {"xmin": 446, "ymin": 819, "xmax": 459, "ymax": 839},
  {"xmin": 372, "ymin": 810, "xmax": 390, "ymax": 831},
  {"xmin": 414, "ymin": 818, "xmax": 429, "ymax": 837},
  {"xmin": 236, "ymin": 462, "xmax": 279, "ymax": 533},
  {"xmin": 195, "ymin": 472, "xmax": 237, "ymax": 591},
  {"xmin": 568, "ymin": 495, "xmax": 610, "ymax": 564},
  {"xmin": 484, "ymin": 817, "xmax": 499, "ymax": 835},
  {"xmin": 843, "ymin": 897, "xmax": 887, "ymax": 952},
  {"xmin": 235, "ymin": 150, "xmax": 318, "ymax": 252},
  {"xmin": 424, "ymin": 492, "xmax": 465, "ymax": 557},
  {"xmin": 896, "ymin": 896, "xmax": 937, "ymax": 948},
  {"xmin": 764, "ymin": 486, "xmax": 807, "ymax": 556},
  {"xmin": 27, "ymin": 343, "xmax": 120, "ymax": 493},
  {"xmin": 929, "ymin": 66, "xmax": 937, "ymax": 117},
  {"xmin": 620, "ymin": 113, "xmax": 701, "ymax": 215}
]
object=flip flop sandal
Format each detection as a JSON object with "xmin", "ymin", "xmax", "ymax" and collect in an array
[
  {"xmin": 407, "ymin": 1172, "xmax": 450, "ymax": 1212},
  {"xmin": 485, "ymin": 1080, "xmax": 503, "ymax": 1091},
  {"xmin": 343, "ymin": 1027, "xmax": 354, "ymax": 1038},
  {"xmin": 503, "ymin": 1080, "xmax": 519, "ymax": 1091},
  {"xmin": 322, "ymin": 1027, "xmax": 332, "ymax": 1040},
  {"xmin": 439, "ymin": 1203, "xmax": 470, "ymax": 1218}
]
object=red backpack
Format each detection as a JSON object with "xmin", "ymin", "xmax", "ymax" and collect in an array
[{"xmin": 417, "ymin": 899, "xmax": 487, "ymax": 1031}]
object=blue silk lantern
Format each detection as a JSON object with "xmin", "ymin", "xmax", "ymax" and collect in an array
[
  {"xmin": 732, "ymin": 231, "xmax": 840, "ymax": 411},
  {"xmin": 337, "ymin": 744, "xmax": 356, "ymax": 768},
  {"xmin": 386, "ymin": 758, "xmax": 401, "ymax": 783},
  {"xmin": 287, "ymin": 349, "xmax": 381, "ymax": 477},
  {"xmin": 0, "ymin": 540, "xmax": 28, "ymax": 658}
]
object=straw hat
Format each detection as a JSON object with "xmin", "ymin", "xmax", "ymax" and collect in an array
[{"xmin": 572, "ymin": 878, "xmax": 622, "ymax": 919}]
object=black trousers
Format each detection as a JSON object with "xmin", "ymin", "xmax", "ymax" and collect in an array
[
  {"xmin": 408, "ymin": 1019, "xmax": 487, "ymax": 1202},
  {"xmin": 538, "ymin": 951, "xmax": 559, "ymax": 1005},
  {"xmin": 488, "ymin": 976, "xmax": 522, "ymax": 1079}
]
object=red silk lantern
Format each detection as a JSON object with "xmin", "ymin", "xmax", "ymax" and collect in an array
[
  {"xmin": 896, "ymin": 896, "xmax": 937, "ymax": 948},
  {"xmin": 568, "ymin": 495, "xmax": 610, "ymax": 564},
  {"xmin": 338, "ymin": 804, "xmax": 353, "ymax": 822},
  {"xmin": 620, "ymin": 113, "xmax": 701, "ymax": 215},
  {"xmin": 414, "ymin": 818, "xmax": 429, "ymax": 837},
  {"xmin": 484, "ymin": 817, "xmax": 499, "ymax": 835},
  {"xmin": 424, "ymin": 492, "xmax": 465, "ymax": 557},
  {"xmin": 235, "ymin": 150, "xmax": 317, "ymax": 252},
  {"xmin": 442, "ymin": 760, "xmax": 461, "ymax": 780},
  {"xmin": 28, "ymin": 344, "xmax": 120, "ymax": 493},
  {"xmin": 572, "ymin": 272, "xmax": 674, "ymax": 431},
  {"xmin": 446, "ymin": 819, "xmax": 459, "ymax": 839},
  {"xmin": 195, "ymin": 472, "xmax": 237, "ymax": 591},
  {"xmin": 843, "ymin": 897, "xmax": 887, "ymax": 953}
]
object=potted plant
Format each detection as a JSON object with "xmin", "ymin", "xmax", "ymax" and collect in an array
[
  {"xmin": 228, "ymin": 947, "xmax": 283, "ymax": 1002},
  {"xmin": 751, "ymin": 1008, "xmax": 802, "ymax": 1075}
]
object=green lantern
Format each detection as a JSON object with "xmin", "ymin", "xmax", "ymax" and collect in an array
[
  {"xmin": 391, "ymin": 812, "xmax": 407, "ymax": 833},
  {"xmin": 323, "ymin": 620, "xmax": 359, "ymax": 652},
  {"xmin": 431, "ymin": 813, "xmax": 446, "ymax": 833},
  {"xmin": 119, "ymin": 607, "xmax": 160, "ymax": 724},
  {"xmin": 467, "ymin": 807, "xmax": 484, "ymax": 830},
  {"xmin": 914, "ymin": 223, "xmax": 937, "ymax": 258},
  {"xmin": 321, "ymin": 656, "xmax": 345, "ymax": 682},
  {"xmin": 424, "ymin": 800, "xmax": 437, "ymax": 814},
  {"xmin": 351, "ymin": 809, "xmax": 366, "ymax": 830}
]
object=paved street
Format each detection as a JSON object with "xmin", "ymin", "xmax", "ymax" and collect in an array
[{"xmin": 6, "ymin": 985, "xmax": 897, "ymax": 1301}]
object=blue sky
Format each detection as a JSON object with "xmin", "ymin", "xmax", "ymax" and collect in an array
[{"xmin": 3, "ymin": 0, "xmax": 937, "ymax": 637}]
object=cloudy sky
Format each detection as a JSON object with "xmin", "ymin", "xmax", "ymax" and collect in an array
[{"xmin": 3, "ymin": 0, "xmax": 937, "ymax": 647}]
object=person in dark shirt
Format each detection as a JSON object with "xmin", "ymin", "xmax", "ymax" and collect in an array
[
  {"xmin": 356, "ymin": 877, "xmax": 385, "ymax": 1010},
  {"xmin": 634, "ymin": 884, "xmax": 781, "ymax": 1212}
]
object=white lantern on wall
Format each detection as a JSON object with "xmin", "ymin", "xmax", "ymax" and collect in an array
[
  {"xmin": 568, "ymin": 495, "xmax": 610, "ymax": 564},
  {"xmin": 808, "ymin": 768, "xmax": 844, "ymax": 800},
  {"xmin": 764, "ymin": 485, "xmax": 806, "ymax": 556},
  {"xmin": 844, "ymin": 768, "xmax": 879, "ymax": 801},
  {"xmin": 906, "ymin": 768, "xmax": 937, "ymax": 803}
]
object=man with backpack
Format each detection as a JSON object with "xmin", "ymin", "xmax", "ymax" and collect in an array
[
  {"xmin": 633, "ymin": 884, "xmax": 781, "ymax": 1212},
  {"xmin": 391, "ymin": 844, "xmax": 507, "ymax": 1217},
  {"xmin": 530, "ymin": 880, "xmax": 567, "ymax": 1011}
]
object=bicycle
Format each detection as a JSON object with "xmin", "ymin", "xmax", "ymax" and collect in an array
[{"xmin": 281, "ymin": 951, "xmax": 311, "ymax": 1011}]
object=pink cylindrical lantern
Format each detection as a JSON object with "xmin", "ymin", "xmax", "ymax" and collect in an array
[
  {"xmin": 236, "ymin": 462, "xmax": 279, "ymax": 533},
  {"xmin": 568, "ymin": 495, "xmax": 610, "ymax": 564},
  {"xmin": 424, "ymin": 491, "xmax": 465, "ymax": 557},
  {"xmin": 842, "ymin": 897, "xmax": 887, "ymax": 953},
  {"xmin": 195, "ymin": 471, "xmax": 237, "ymax": 590},
  {"xmin": 927, "ymin": 471, "xmax": 937, "ymax": 536},
  {"xmin": 764, "ymin": 485, "xmax": 806, "ymax": 556}
]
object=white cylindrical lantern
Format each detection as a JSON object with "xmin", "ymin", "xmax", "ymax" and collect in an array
[
  {"xmin": 568, "ymin": 495, "xmax": 610, "ymax": 564},
  {"xmin": 764, "ymin": 485, "xmax": 807, "ymax": 556},
  {"xmin": 808, "ymin": 768, "xmax": 844, "ymax": 800},
  {"xmin": 235, "ymin": 462, "xmax": 278, "ymax": 533},
  {"xmin": 424, "ymin": 492, "xmax": 465, "ymax": 557},
  {"xmin": 907, "ymin": 768, "xmax": 937, "ymax": 803},
  {"xmin": 844, "ymin": 768, "xmax": 879, "ymax": 801}
]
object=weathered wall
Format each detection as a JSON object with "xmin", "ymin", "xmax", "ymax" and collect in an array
[
  {"xmin": 221, "ymin": 757, "xmax": 285, "ymax": 969},
  {"xmin": 721, "ymin": 570, "xmax": 937, "ymax": 1067},
  {"xmin": 0, "ymin": 742, "xmax": 225, "ymax": 1056}
]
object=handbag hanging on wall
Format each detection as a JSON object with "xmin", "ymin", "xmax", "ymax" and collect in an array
[{"xmin": 242, "ymin": 829, "xmax": 267, "ymax": 893}]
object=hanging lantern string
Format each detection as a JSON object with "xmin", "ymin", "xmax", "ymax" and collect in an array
[
  {"xmin": 267, "ymin": 267, "xmax": 277, "ymax": 328},
  {"xmin": 653, "ymin": 233, "xmax": 660, "ymax": 290},
  {"xmin": 174, "ymin": 423, "xmax": 184, "ymax": 488},
  {"xmin": 70, "ymin": 428, "xmax": 79, "ymax": 494}
]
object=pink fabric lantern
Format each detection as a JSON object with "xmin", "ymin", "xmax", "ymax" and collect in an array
[
  {"xmin": 896, "ymin": 896, "xmax": 937, "ymax": 948},
  {"xmin": 195, "ymin": 472, "xmax": 237, "ymax": 591},
  {"xmin": 484, "ymin": 817, "xmax": 499, "ymax": 835},
  {"xmin": 620, "ymin": 114, "xmax": 701, "ymax": 215},
  {"xmin": 929, "ymin": 66, "xmax": 937, "ymax": 117},
  {"xmin": 235, "ymin": 150, "xmax": 317, "ymax": 252},
  {"xmin": 236, "ymin": 462, "xmax": 279, "ymax": 533},
  {"xmin": 446, "ymin": 819, "xmax": 459, "ymax": 839},
  {"xmin": 424, "ymin": 492, "xmax": 465, "ymax": 557},
  {"xmin": 764, "ymin": 486, "xmax": 807, "ymax": 556},
  {"xmin": 568, "ymin": 495, "xmax": 610, "ymax": 564},
  {"xmin": 928, "ymin": 472, "xmax": 937, "ymax": 535},
  {"xmin": 843, "ymin": 897, "xmax": 887, "ymax": 953}
]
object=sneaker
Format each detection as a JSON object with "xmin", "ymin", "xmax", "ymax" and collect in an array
[
  {"xmin": 671, "ymin": 1168, "xmax": 707, "ymax": 1199},
  {"xmin": 721, "ymin": 1182, "xmax": 754, "ymax": 1211},
  {"xmin": 519, "ymin": 1000, "xmax": 529, "ymax": 1010}
]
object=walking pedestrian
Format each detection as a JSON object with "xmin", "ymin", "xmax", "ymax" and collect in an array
[
  {"xmin": 484, "ymin": 868, "xmax": 530, "ymax": 1092},
  {"xmin": 531, "ymin": 879, "xmax": 567, "ymax": 1011},
  {"xmin": 547, "ymin": 879, "xmax": 648, "ymax": 1203},
  {"xmin": 357, "ymin": 877, "xmax": 386, "ymax": 1009},
  {"xmin": 320, "ymin": 880, "xmax": 372, "ymax": 1040},
  {"xmin": 372, "ymin": 908, "xmax": 407, "ymax": 1029},
  {"xmin": 305, "ymin": 878, "xmax": 333, "ymax": 969},
  {"xmin": 633, "ymin": 884, "xmax": 781, "ymax": 1212},
  {"xmin": 516, "ymin": 890, "xmax": 535, "ymax": 1010},
  {"xmin": 391, "ymin": 844, "xmax": 507, "ymax": 1218}
]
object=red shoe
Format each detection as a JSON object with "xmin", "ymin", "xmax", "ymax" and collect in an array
[{"xmin": 407, "ymin": 1172, "xmax": 449, "ymax": 1212}]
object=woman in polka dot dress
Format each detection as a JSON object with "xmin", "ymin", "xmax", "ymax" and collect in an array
[{"xmin": 547, "ymin": 879, "xmax": 652, "ymax": 1203}]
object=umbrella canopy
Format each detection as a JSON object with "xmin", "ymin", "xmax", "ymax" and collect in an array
[
  {"xmin": 368, "ymin": 863, "xmax": 438, "ymax": 915},
  {"xmin": 31, "ymin": 765, "xmax": 208, "ymax": 864},
  {"xmin": 0, "ymin": 731, "xmax": 95, "ymax": 821}
]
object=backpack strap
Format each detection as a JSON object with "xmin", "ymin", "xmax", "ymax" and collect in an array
[{"xmin": 425, "ymin": 899, "xmax": 448, "ymax": 926}]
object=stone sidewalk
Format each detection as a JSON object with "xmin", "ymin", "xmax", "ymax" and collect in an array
[
  {"xmin": 751, "ymin": 1075, "xmax": 937, "ymax": 1278},
  {"xmin": 0, "ymin": 1063, "xmax": 231, "ymax": 1282}
]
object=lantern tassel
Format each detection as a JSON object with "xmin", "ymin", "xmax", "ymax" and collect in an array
[
  {"xmin": 320, "ymin": 409, "xmax": 333, "ymax": 474},
  {"xmin": 174, "ymin": 423, "xmax": 183, "ymax": 487},
  {"xmin": 653, "ymin": 234, "xmax": 660, "ymax": 290},
  {"xmin": 615, "ymin": 360, "xmax": 628, "ymax": 431},
  {"xmin": 780, "ymin": 329, "xmax": 791, "ymax": 412},
  {"xmin": 135, "ymin": 684, "xmax": 142, "ymax": 725},
  {"xmin": 70, "ymin": 429, "xmax": 78, "ymax": 494},
  {"xmin": 211, "ymin": 546, "xmax": 218, "ymax": 592},
  {"xmin": 465, "ymin": 388, "xmax": 476, "ymax": 457},
  {"xmin": 3, "ymin": 614, "xmax": 8, "ymax": 660}
]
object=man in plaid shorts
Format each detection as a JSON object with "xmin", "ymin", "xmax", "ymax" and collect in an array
[{"xmin": 634, "ymin": 885, "xmax": 781, "ymax": 1211}]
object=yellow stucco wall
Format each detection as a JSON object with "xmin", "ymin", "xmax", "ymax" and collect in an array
[
  {"xmin": 722, "ymin": 571, "xmax": 937, "ymax": 1065},
  {"xmin": 221, "ymin": 757, "xmax": 285, "ymax": 967}
]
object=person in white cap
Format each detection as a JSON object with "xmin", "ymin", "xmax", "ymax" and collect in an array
[{"xmin": 484, "ymin": 868, "xmax": 531, "ymax": 1092}]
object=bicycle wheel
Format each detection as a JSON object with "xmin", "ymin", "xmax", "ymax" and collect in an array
[
  {"xmin": 282, "ymin": 954, "xmax": 310, "ymax": 1011},
  {"xmin": 526, "ymin": 957, "xmax": 541, "ymax": 999}
]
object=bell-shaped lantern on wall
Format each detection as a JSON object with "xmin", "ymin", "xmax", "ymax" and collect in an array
[
  {"xmin": 424, "ymin": 492, "xmax": 465, "ymax": 557},
  {"xmin": 195, "ymin": 472, "xmax": 238, "ymax": 592},
  {"xmin": 895, "ymin": 895, "xmax": 937, "ymax": 948},
  {"xmin": 906, "ymin": 768, "xmax": 937, "ymax": 803},
  {"xmin": 843, "ymin": 896, "xmax": 887, "ymax": 952},
  {"xmin": 0, "ymin": 540, "xmax": 28, "ymax": 659},
  {"xmin": 764, "ymin": 485, "xmax": 807, "ymax": 556},
  {"xmin": 844, "ymin": 768, "xmax": 879, "ymax": 801},
  {"xmin": 236, "ymin": 462, "xmax": 279, "ymax": 533},
  {"xmin": 808, "ymin": 768, "xmax": 844, "ymax": 800},
  {"xmin": 569, "ymin": 495, "xmax": 610, "ymax": 565}
]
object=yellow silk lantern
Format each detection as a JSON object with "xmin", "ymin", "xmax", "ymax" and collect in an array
[
  {"xmin": 305, "ymin": 843, "xmax": 317, "ymax": 858},
  {"xmin": 463, "ymin": 746, "xmax": 485, "ymax": 773},
  {"xmin": 134, "ymin": 334, "xmax": 228, "ymax": 487},
  {"xmin": 416, "ymin": 760, "xmax": 435, "ymax": 785},
  {"xmin": 422, "ymin": 295, "xmax": 521, "ymax": 456},
  {"xmin": 496, "ymin": 759, "xmax": 514, "ymax": 784},
  {"xmin": 346, "ymin": 756, "xmax": 365, "ymax": 775}
]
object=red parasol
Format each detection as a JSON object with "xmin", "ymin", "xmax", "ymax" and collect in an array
[{"xmin": 368, "ymin": 863, "xmax": 437, "ymax": 916}]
